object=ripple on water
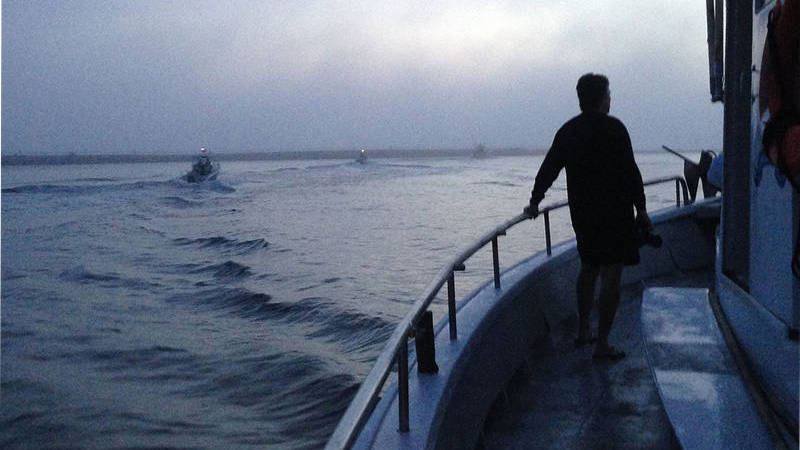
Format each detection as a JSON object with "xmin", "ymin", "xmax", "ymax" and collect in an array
[
  {"xmin": 173, "ymin": 236, "xmax": 269, "ymax": 255},
  {"xmin": 189, "ymin": 260, "xmax": 253, "ymax": 279}
]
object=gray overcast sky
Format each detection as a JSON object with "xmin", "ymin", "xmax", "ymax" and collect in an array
[{"xmin": 2, "ymin": 1, "xmax": 723, "ymax": 155}]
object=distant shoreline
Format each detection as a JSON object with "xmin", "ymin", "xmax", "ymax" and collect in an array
[
  {"xmin": 1, "ymin": 148, "xmax": 545, "ymax": 166},
  {"xmin": 1, "ymin": 147, "xmax": 700, "ymax": 166}
]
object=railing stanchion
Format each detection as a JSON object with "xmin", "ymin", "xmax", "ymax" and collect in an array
[
  {"xmin": 675, "ymin": 179, "xmax": 680, "ymax": 207},
  {"xmin": 681, "ymin": 179, "xmax": 689, "ymax": 206},
  {"xmin": 544, "ymin": 211, "xmax": 552, "ymax": 256},
  {"xmin": 491, "ymin": 237, "xmax": 501, "ymax": 289},
  {"xmin": 398, "ymin": 340, "xmax": 409, "ymax": 432},
  {"xmin": 447, "ymin": 273, "xmax": 457, "ymax": 340}
]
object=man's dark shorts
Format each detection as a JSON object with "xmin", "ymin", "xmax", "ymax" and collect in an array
[{"xmin": 574, "ymin": 216, "xmax": 640, "ymax": 266}]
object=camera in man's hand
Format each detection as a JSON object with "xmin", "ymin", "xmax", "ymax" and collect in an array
[{"xmin": 633, "ymin": 220, "xmax": 662, "ymax": 248}]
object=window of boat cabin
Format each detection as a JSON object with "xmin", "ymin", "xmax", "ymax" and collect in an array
[{"xmin": 722, "ymin": 0, "xmax": 753, "ymax": 291}]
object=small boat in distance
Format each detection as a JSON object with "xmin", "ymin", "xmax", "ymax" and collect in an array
[
  {"xmin": 184, "ymin": 147, "xmax": 220, "ymax": 182},
  {"xmin": 356, "ymin": 148, "xmax": 368, "ymax": 164}
]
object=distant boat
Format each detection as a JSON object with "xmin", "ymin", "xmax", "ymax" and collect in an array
[
  {"xmin": 356, "ymin": 148, "xmax": 368, "ymax": 164},
  {"xmin": 472, "ymin": 144, "xmax": 488, "ymax": 158},
  {"xmin": 184, "ymin": 148, "xmax": 220, "ymax": 182}
]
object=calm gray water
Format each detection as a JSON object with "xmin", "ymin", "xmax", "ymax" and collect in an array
[{"xmin": 1, "ymin": 153, "xmax": 688, "ymax": 449}]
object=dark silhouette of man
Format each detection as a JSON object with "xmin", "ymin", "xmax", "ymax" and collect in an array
[{"xmin": 526, "ymin": 73, "xmax": 650, "ymax": 360}]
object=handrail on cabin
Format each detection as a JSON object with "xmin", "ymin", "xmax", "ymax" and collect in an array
[{"xmin": 325, "ymin": 176, "xmax": 690, "ymax": 449}]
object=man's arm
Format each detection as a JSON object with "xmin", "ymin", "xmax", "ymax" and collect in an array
[
  {"xmin": 620, "ymin": 125, "xmax": 650, "ymax": 226},
  {"xmin": 529, "ymin": 132, "xmax": 567, "ymax": 212}
]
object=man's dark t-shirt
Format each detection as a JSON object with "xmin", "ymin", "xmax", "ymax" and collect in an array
[{"xmin": 531, "ymin": 111, "xmax": 646, "ymax": 265}]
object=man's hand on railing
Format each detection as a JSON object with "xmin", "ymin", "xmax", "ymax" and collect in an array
[{"xmin": 523, "ymin": 199, "xmax": 539, "ymax": 219}]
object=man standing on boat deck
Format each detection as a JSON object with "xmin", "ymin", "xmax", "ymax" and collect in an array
[{"xmin": 525, "ymin": 73, "xmax": 650, "ymax": 360}]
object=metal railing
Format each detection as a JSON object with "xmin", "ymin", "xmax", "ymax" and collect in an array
[{"xmin": 325, "ymin": 176, "xmax": 689, "ymax": 449}]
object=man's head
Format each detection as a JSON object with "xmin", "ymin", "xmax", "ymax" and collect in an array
[{"xmin": 576, "ymin": 73, "xmax": 610, "ymax": 113}]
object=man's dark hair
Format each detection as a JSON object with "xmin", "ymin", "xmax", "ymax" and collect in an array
[{"xmin": 576, "ymin": 73, "xmax": 609, "ymax": 111}]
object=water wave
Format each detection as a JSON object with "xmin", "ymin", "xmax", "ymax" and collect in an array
[
  {"xmin": 469, "ymin": 181, "xmax": 521, "ymax": 187},
  {"xmin": 137, "ymin": 225, "xmax": 166, "ymax": 236},
  {"xmin": 190, "ymin": 260, "xmax": 253, "ymax": 279},
  {"xmin": 159, "ymin": 196, "xmax": 204, "ymax": 209},
  {"xmin": 2, "ymin": 180, "xmax": 169, "ymax": 195},
  {"xmin": 184, "ymin": 352, "xmax": 361, "ymax": 448},
  {"xmin": 380, "ymin": 162, "xmax": 436, "ymax": 169},
  {"xmin": 54, "ymin": 345, "xmax": 210, "ymax": 385},
  {"xmin": 0, "ymin": 378, "xmax": 77, "ymax": 449},
  {"xmin": 171, "ymin": 179, "xmax": 236, "ymax": 193},
  {"xmin": 80, "ymin": 344, "xmax": 188, "ymax": 365},
  {"xmin": 3, "ymin": 179, "xmax": 236, "ymax": 195},
  {"xmin": 1, "ymin": 268, "xmax": 27, "ymax": 281},
  {"xmin": 305, "ymin": 163, "xmax": 348, "ymax": 170},
  {"xmin": 296, "ymin": 277, "xmax": 342, "ymax": 292},
  {"xmin": 166, "ymin": 288, "xmax": 393, "ymax": 346},
  {"xmin": 72, "ymin": 177, "xmax": 119, "ymax": 182},
  {"xmin": 173, "ymin": 236, "xmax": 269, "ymax": 255},
  {"xmin": 59, "ymin": 265, "xmax": 161, "ymax": 290}
]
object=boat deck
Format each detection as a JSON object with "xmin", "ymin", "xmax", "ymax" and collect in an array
[{"xmin": 480, "ymin": 269, "xmax": 714, "ymax": 449}]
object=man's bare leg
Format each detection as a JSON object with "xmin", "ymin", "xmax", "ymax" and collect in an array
[
  {"xmin": 576, "ymin": 263, "xmax": 599, "ymax": 341},
  {"xmin": 595, "ymin": 263, "xmax": 624, "ymax": 356}
]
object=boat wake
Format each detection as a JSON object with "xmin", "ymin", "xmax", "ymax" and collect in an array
[
  {"xmin": 2, "ymin": 178, "xmax": 236, "ymax": 195},
  {"xmin": 165, "ymin": 287, "xmax": 393, "ymax": 349},
  {"xmin": 170, "ymin": 178, "xmax": 236, "ymax": 193}
]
